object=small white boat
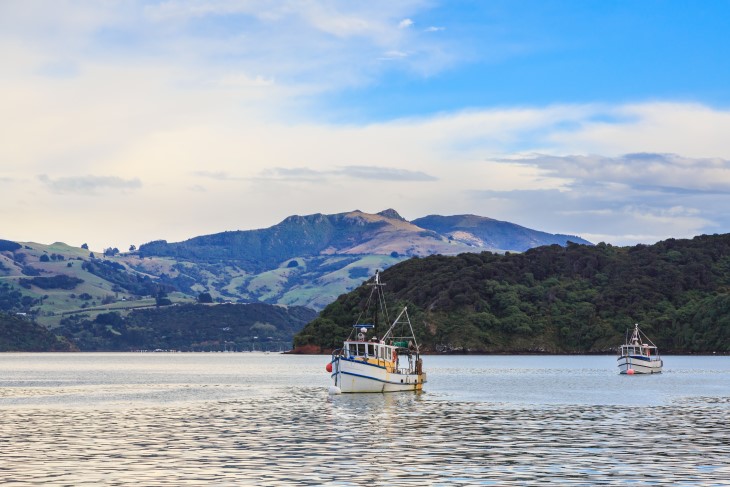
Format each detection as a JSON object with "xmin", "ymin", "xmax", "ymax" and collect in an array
[
  {"xmin": 327, "ymin": 271, "xmax": 426, "ymax": 393},
  {"xmin": 617, "ymin": 323, "xmax": 663, "ymax": 374}
]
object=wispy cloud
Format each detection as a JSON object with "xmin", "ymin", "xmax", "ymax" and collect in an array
[
  {"xmin": 468, "ymin": 187, "xmax": 716, "ymax": 246},
  {"xmin": 506, "ymin": 153, "xmax": 730, "ymax": 194},
  {"xmin": 192, "ymin": 171, "xmax": 245, "ymax": 181},
  {"xmin": 258, "ymin": 165, "xmax": 437, "ymax": 182},
  {"xmin": 380, "ymin": 50, "xmax": 409, "ymax": 61},
  {"xmin": 338, "ymin": 165, "xmax": 437, "ymax": 181},
  {"xmin": 37, "ymin": 175, "xmax": 142, "ymax": 194},
  {"xmin": 398, "ymin": 18, "xmax": 414, "ymax": 29},
  {"xmin": 259, "ymin": 167, "xmax": 328, "ymax": 182}
]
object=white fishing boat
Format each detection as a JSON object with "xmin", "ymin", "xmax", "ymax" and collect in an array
[
  {"xmin": 327, "ymin": 271, "xmax": 426, "ymax": 394},
  {"xmin": 617, "ymin": 323, "xmax": 663, "ymax": 374}
]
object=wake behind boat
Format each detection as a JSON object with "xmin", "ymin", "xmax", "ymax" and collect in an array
[
  {"xmin": 327, "ymin": 271, "xmax": 426, "ymax": 393},
  {"xmin": 617, "ymin": 323, "xmax": 663, "ymax": 374}
]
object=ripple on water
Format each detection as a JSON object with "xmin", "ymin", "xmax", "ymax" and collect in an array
[{"xmin": 1, "ymin": 386, "xmax": 729, "ymax": 486}]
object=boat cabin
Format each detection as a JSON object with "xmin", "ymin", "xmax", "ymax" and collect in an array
[
  {"xmin": 344, "ymin": 340, "xmax": 397, "ymax": 362},
  {"xmin": 619, "ymin": 343, "xmax": 656, "ymax": 357}
]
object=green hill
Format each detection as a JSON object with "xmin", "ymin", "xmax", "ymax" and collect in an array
[
  {"xmin": 1, "ymin": 210, "xmax": 592, "ymax": 322},
  {"xmin": 294, "ymin": 234, "xmax": 730, "ymax": 354}
]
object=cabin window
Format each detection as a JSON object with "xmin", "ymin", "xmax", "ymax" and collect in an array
[
  {"xmin": 367, "ymin": 344, "xmax": 375, "ymax": 356},
  {"xmin": 349, "ymin": 344, "xmax": 357, "ymax": 356},
  {"xmin": 380, "ymin": 347, "xmax": 385, "ymax": 358},
  {"xmin": 357, "ymin": 344, "xmax": 365, "ymax": 356}
]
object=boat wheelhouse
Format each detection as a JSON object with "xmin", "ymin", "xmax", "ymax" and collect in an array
[
  {"xmin": 617, "ymin": 323, "xmax": 663, "ymax": 374},
  {"xmin": 327, "ymin": 272, "xmax": 426, "ymax": 393}
]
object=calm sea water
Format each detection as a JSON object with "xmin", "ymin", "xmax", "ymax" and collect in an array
[{"xmin": 1, "ymin": 353, "xmax": 729, "ymax": 486}]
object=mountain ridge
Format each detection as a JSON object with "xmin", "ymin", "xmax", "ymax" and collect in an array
[
  {"xmin": 138, "ymin": 209, "xmax": 591, "ymax": 262},
  {"xmin": 1, "ymin": 209, "xmax": 592, "ymax": 326}
]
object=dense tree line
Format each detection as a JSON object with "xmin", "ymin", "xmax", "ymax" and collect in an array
[
  {"xmin": 0, "ymin": 282, "xmax": 39, "ymax": 313},
  {"xmin": 18, "ymin": 274, "xmax": 84, "ymax": 290},
  {"xmin": 0, "ymin": 312, "xmax": 76, "ymax": 351},
  {"xmin": 294, "ymin": 235, "xmax": 730, "ymax": 353},
  {"xmin": 57, "ymin": 303, "xmax": 317, "ymax": 351}
]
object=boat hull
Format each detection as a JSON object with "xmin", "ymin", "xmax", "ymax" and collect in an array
[
  {"xmin": 617, "ymin": 355, "xmax": 663, "ymax": 374},
  {"xmin": 331, "ymin": 357, "xmax": 426, "ymax": 393}
]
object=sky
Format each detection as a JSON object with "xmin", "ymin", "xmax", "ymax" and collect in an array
[{"xmin": 3, "ymin": 0, "xmax": 730, "ymax": 252}]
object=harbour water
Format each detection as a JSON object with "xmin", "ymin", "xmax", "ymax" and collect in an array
[{"xmin": 1, "ymin": 353, "xmax": 729, "ymax": 485}]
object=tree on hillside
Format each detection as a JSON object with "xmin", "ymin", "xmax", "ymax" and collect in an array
[
  {"xmin": 197, "ymin": 292, "xmax": 213, "ymax": 303},
  {"xmin": 104, "ymin": 247, "xmax": 120, "ymax": 257},
  {"xmin": 81, "ymin": 243, "xmax": 89, "ymax": 250},
  {"xmin": 129, "ymin": 245, "xmax": 136, "ymax": 252},
  {"xmin": 156, "ymin": 290, "xmax": 172, "ymax": 307}
]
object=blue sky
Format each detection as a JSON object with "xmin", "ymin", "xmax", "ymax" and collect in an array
[
  {"xmin": 2, "ymin": 1, "xmax": 730, "ymax": 251},
  {"xmin": 328, "ymin": 1, "xmax": 730, "ymax": 121}
]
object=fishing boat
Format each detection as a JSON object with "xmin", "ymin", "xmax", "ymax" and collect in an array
[
  {"xmin": 617, "ymin": 323, "xmax": 663, "ymax": 374},
  {"xmin": 326, "ymin": 271, "xmax": 426, "ymax": 394}
]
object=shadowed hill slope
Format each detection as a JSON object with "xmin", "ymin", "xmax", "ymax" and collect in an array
[{"xmin": 412, "ymin": 214, "xmax": 592, "ymax": 252}]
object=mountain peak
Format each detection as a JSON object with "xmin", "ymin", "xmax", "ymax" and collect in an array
[{"xmin": 376, "ymin": 209, "xmax": 406, "ymax": 221}]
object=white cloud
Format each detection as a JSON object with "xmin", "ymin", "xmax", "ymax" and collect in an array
[
  {"xmin": 256, "ymin": 166, "xmax": 437, "ymax": 182},
  {"xmin": 504, "ymin": 153, "xmax": 730, "ymax": 194},
  {"xmin": 37, "ymin": 174, "xmax": 142, "ymax": 194},
  {"xmin": 547, "ymin": 103, "xmax": 730, "ymax": 158},
  {"xmin": 398, "ymin": 18, "xmax": 414, "ymax": 29},
  {"xmin": 3, "ymin": 1, "xmax": 730, "ymax": 249},
  {"xmin": 380, "ymin": 50, "xmax": 409, "ymax": 60}
]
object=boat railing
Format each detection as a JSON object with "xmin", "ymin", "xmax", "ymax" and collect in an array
[{"xmin": 331, "ymin": 348, "xmax": 343, "ymax": 361}]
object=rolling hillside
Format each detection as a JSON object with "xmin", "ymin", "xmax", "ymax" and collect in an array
[
  {"xmin": 0, "ymin": 209, "xmax": 590, "ymax": 345},
  {"xmin": 130, "ymin": 209, "xmax": 591, "ymax": 309}
]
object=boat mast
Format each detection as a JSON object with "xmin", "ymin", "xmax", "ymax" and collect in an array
[
  {"xmin": 377, "ymin": 271, "xmax": 389, "ymax": 334},
  {"xmin": 351, "ymin": 270, "xmax": 390, "ymax": 340}
]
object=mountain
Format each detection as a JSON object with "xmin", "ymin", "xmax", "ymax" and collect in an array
[
  {"xmin": 130, "ymin": 209, "xmax": 591, "ymax": 309},
  {"xmin": 136, "ymin": 209, "xmax": 477, "ymax": 268},
  {"xmin": 0, "ymin": 209, "xmax": 590, "ymax": 350},
  {"xmin": 412, "ymin": 214, "xmax": 592, "ymax": 251},
  {"xmin": 294, "ymin": 234, "xmax": 730, "ymax": 354}
]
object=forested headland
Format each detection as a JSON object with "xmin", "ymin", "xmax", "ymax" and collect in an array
[
  {"xmin": 294, "ymin": 234, "xmax": 730, "ymax": 354},
  {"xmin": 0, "ymin": 312, "xmax": 76, "ymax": 352}
]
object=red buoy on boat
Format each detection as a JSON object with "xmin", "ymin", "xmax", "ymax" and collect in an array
[
  {"xmin": 326, "ymin": 362, "xmax": 333, "ymax": 373},
  {"xmin": 627, "ymin": 369, "xmax": 635, "ymax": 375}
]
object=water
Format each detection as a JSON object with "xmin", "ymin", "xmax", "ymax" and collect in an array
[{"xmin": 1, "ymin": 354, "xmax": 729, "ymax": 486}]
